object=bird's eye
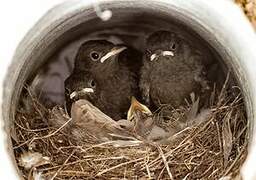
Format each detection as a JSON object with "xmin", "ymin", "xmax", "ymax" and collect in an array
[
  {"xmin": 65, "ymin": 87, "xmax": 70, "ymax": 94},
  {"xmin": 171, "ymin": 43, "xmax": 176, "ymax": 50},
  {"xmin": 90, "ymin": 51, "xmax": 100, "ymax": 61},
  {"xmin": 88, "ymin": 79, "xmax": 96, "ymax": 88},
  {"xmin": 146, "ymin": 49, "xmax": 152, "ymax": 56}
]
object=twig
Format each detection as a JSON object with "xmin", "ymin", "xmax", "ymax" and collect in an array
[
  {"xmin": 96, "ymin": 158, "xmax": 144, "ymax": 176},
  {"xmin": 32, "ymin": 118, "xmax": 72, "ymax": 141},
  {"xmin": 223, "ymin": 145, "xmax": 246, "ymax": 176},
  {"xmin": 145, "ymin": 155, "xmax": 152, "ymax": 179},
  {"xmin": 50, "ymin": 150, "xmax": 76, "ymax": 180},
  {"xmin": 156, "ymin": 145, "xmax": 174, "ymax": 180}
]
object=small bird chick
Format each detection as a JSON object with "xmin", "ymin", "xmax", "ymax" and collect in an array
[
  {"xmin": 50, "ymin": 101, "xmax": 140, "ymax": 146},
  {"xmin": 64, "ymin": 69, "xmax": 139, "ymax": 120},
  {"xmin": 127, "ymin": 97, "xmax": 169, "ymax": 141},
  {"xmin": 140, "ymin": 30, "xmax": 209, "ymax": 109},
  {"xmin": 73, "ymin": 40, "xmax": 142, "ymax": 82},
  {"xmin": 64, "ymin": 71, "xmax": 96, "ymax": 115},
  {"xmin": 125, "ymin": 96, "xmax": 212, "ymax": 143},
  {"xmin": 70, "ymin": 99, "xmax": 133, "ymax": 143},
  {"xmin": 66, "ymin": 40, "xmax": 142, "ymax": 120}
]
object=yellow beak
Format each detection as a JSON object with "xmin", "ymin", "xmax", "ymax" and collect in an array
[{"xmin": 127, "ymin": 97, "xmax": 152, "ymax": 121}]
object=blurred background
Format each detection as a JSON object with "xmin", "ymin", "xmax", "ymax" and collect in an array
[{"xmin": 236, "ymin": 0, "xmax": 256, "ymax": 29}]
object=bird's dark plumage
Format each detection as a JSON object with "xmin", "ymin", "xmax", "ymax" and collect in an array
[
  {"xmin": 65, "ymin": 40, "xmax": 142, "ymax": 120},
  {"xmin": 73, "ymin": 40, "xmax": 141, "ymax": 76},
  {"xmin": 64, "ymin": 71, "xmax": 96, "ymax": 114},
  {"xmin": 140, "ymin": 30, "xmax": 208, "ymax": 109}
]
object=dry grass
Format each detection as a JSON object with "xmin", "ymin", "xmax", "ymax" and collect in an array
[{"xmin": 12, "ymin": 76, "xmax": 248, "ymax": 179}]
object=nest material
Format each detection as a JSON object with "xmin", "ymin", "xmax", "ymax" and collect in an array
[{"xmin": 12, "ymin": 75, "xmax": 248, "ymax": 180}]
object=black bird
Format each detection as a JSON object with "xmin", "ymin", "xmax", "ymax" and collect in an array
[
  {"xmin": 64, "ymin": 71, "xmax": 96, "ymax": 114},
  {"xmin": 140, "ymin": 30, "xmax": 209, "ymax": 109},
  {"xmin": 65, "ymin": 40, "xmax": 142, "ymax": 120},
  {"xmin": 73, "ymin": 40, "xmax": 141, "ymax": 77}
]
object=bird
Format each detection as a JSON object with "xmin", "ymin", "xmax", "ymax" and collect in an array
[
  {"xmin": 126, "ymin": 96, "xmax": 212, "ymax": 143},
  {"xmin": 140, "ymin": 30, "xmax": 209, "ymax": 109},
  {"xmin": 50, "ymin": 99, "xmax": 138, "ymax": 145},
  {"xmin": 64, "ymin": 71, "xmax": 96, "ymax": 115},
  {"xmin": 65, "ymin": 40, "xmax": 142, "ymax": 120},
  {"xmin": 73, "ymin": 40, "xmax": 141, "ymax": 78},
  {"xmin": 127, "ymin": 97, "xmax": 169, "ymax": 141},
  {"xmin": 70, "ymin": 99, "xmax": 134, "ymax": 143}
]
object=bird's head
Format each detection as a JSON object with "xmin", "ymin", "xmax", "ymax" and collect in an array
[
  {"xmin": 64, "ymin": 71, "xmax": 96, "ymax": 114},
  {"xmin": 127, "ymin": 97, "xmax": 152, "ymax": 122},
  {"xmin": 74, "ymin": 40, "xmax": 127, "ymax": 72},
  {"xmin": 146, "ymin": 30, "xmax": 183, "ymax": 62}
]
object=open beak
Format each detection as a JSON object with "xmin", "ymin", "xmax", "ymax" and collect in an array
[
  {"xmin": 70, "ymin": 88, "xmax": 94, "ymax": 100},
  {"xmin": 127, "ymin": 97, "xmax": 152, "ymax": 121},
  {"xmin": 150, "ymin": 50, "xmax": 174, "ymax": 61},
  {"xmin": 100, "ymin": 45, "xmax": 127, "ymax": 63}
]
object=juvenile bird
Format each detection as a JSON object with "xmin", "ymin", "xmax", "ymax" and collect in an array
[
  {"xmin": 65, "ymin": 40, "xmax": 142, "ymax": 120},
  {"xmin": 127, "ymin": 97, "xmax": 169, "ymax": 141},
  {"xmin": 126, "ymin": 96, "xmax": 211, "ymax": 142},
  {"xmin": 73, "ymin": 40, "xmax": 141, "ymax": 78},
  {"xmin": 64, "ymin": 71, "xmax": 96, "ymax": 115},
  {"xmin": 70, "ymin": 99, "xmax": 134, "ymax": 144},
  {"xmin": 50, "ymin": 100, "xmax": 138, "ymax": 145},
  {"xmin": 140, "ymin": 30, "xmax": 209, "ymax": 109}
]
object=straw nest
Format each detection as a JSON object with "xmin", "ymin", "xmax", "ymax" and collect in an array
[{"xmin": 12, "ymin": 73, "xmax": 248, "ymax": 180}]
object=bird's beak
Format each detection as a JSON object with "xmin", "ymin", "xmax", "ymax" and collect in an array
[
  {"xmin": 70, "ymin": 88, "xmax": 94, "ymax": 100},
  {"xmin": 127, "ymin": 97, "xmax": 152, "ymax": 121},
  {"xmin": 100, "ymin": 45, "xmax": 127, "ymax": 63},
  {"xmin": 150, "ymin": 50, "xmax": 174, "ymax": 61}
]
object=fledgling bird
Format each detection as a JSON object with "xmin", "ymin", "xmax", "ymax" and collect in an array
[
  {"xmin": 127, "ymin": 97, "xmax": 169, "ymax": 141},
  {"xmin": 65, "ymin": 70, "xmax": 133, "ymax": 120},
  {"xmin": 73, "ymin": 40, "xmax": 141, "ymax": 78},
  {"xmin": 125, "ymin": 96, "xmax": 212, "ymax": 142},
  {"xmin": 64, "ymin": 71, "xmax": 96, "ymax": 115},
  {"xmin": 140, "ymin": 30, "xmax": 209, "ymax": 109},
  {"xmin": 65, "ymin": 40, "xmax": 142, "ymax": 120},
  {"xmin": 50, "ymin": 100, "xmax": 138, "ymax": 145},
  {"xmin": 70, "ymin": 99, "xmax": 133, "ymax": 143}
]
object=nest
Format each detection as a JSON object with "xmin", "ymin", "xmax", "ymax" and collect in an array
[{"xmin": 12, "ymin": 73, "xmax": 248, "ymax": 180}]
